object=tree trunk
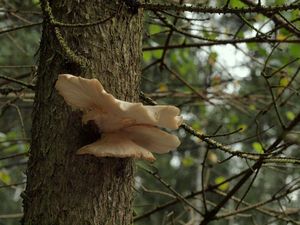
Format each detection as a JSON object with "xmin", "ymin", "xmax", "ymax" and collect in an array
[{"xmin": 22, "ymin": 1, "xmax": 142, "ymax": 224}]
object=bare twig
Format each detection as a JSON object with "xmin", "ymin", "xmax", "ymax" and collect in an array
[{"xmin": 0, "ymin": 74, "xmax": 35, "ymax": 90}]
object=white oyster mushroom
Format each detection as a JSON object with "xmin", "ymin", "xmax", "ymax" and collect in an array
[{"xmin": 55, "ymin": 74, "xmax": 183, "ymax": 161}]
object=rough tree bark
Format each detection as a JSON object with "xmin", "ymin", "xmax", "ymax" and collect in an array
[{"xmin": 22, "ymin": 0, "xmax": 142, "ymax": 224}]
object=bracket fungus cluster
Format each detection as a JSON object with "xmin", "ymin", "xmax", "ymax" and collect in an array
[{"xmin": 55, "ymin": 74, "xmax": 183, "ymax": 161}]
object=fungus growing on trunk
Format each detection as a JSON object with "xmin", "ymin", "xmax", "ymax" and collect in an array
[{"xmin": 55, "ymin": 74, "xmax": 183, "ymax": 161}]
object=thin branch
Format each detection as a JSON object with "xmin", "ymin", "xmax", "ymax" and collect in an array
[
  {"xmin": 213, "ymin": 189, "xmax": 300, "ymax": 224},
  {"xmin": 9, "ymin": 103, "xmax": 27, "ymax": 138},
  {"xmin": 0, "ymin": 74, "xmax": 35, "ymax": 89},
  {"xmin": 0, "ymin": 153, "xmax": 28, "ymax": 161},
  {"xmin": 163, "ymin": 63, "xmax": 212, "ymax": 104},
  {"xmin": 235, "ymin": 166, "xmax": 260, "ymax": 210},
  {"xmin": 139, "ymin": 3, "xmax": 300, "ymax": 14},
  {"xmin": 139, "ymin": 165, "xmax": 204, "ymax": 217},
  {"xmin": 240, "ymin": 0, "xmax": 300, "ymax": 37},
  {"xmin": 0, "ymin": 182, "xmax": 26, "ymax": 189},
  {"xmin": 0, "ymin": 65, "xmax": 35, "ymax": 68},
  {"xmin": 51, "ymin": 14, "xmax": 115, "ymax": 28},
  {"xmin": 140, "ymin": 92, "xmax": 300, "ymax": 164},
  {"xmin": 0, "ymin": 213, "xmax": 23, "ymax": 219},
  {"xmin": 143, "ymin": 38, "xmax": 300, "ymax": 51},
  {"xmin": 134, "ymin": 168, "xmax": 250, "ymax": 222},
  {"xmin": 139, "ymin": 184, "xmax": 176, "ymax": 199},
  {"xmin": 201, "ymin": 147, "xmax": 209, "ymax": 213},
  {"xmin": 0, "ymin": 22, "xmax": 42, "ymax": 36}
]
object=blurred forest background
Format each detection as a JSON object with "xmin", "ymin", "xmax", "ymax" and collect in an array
[{"xmin": 0, "ymin": 0, "xmax": 299, "ymax": 224}]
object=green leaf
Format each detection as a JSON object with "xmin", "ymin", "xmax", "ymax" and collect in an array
[
  {"xmin": 279, "ymin": 77, "xmax": 289, "ymax": 87},
  {"xmin": 230, "ymin": 114, "xmax": 239, "ymax": 124},
  {"xmin": 288, "ymin": 44, "xmax": 300, "ymax": 58},
  {"xmin": 149, "ymin": 24, "xmax": 161, "ymax": 35},
  {"xmin": 182, "ymin": 156, "xmax": 194, "ymax": 167},
  {"xmin": 249, "ymin": 104, "xmax": 256, "ymax": 111},
  {"xmin": 32, "ymin": 0, "xmax": 39, "ymax": 5},
  {"xmin": 143, "ymin": 51, "xmax": 152, "ymax": 62},
  {"xmin": 215, "ymin": 176, "xmax": 229, "ymax": 191},
  {"xmin": 170, "ymin": 52, "xmax": 179, "ymax": 65},
  {"xmin": 238, "ymin": 124, "xmax": 247, "ymax": 132},
  {"xmin": 179, "ymin": 64, "xmax": 188, "ymax": 75},
  {"xmin": 286, "ymin": 111, "xmax": 295, "ymax": 121},
  {"xmin": 158, "ymin": 83, "xmax": 168, "ymax": 92},
  {"xmin": 275, "ymin": 0, "xmax": 286, "ymax": 4},
  {"xmin": 252, "ymin": 142, "xmax": 264, "ymax": 154},
  {"xmin": 247, "ymin": 43, "xmax": 256, "ymax": 50},
  {"xmin": 0, "ymin": 170, "xmax": 11, "ymax": 184},
  {"xmin": 152, "ymin": 50, "xmax": 163, "ymax": 59},
  {"xmin": 208, "ymin": 152, "xmax": 218, "ymax": 164},
  {"xmin": 208, "ymin": 52, "xmax": 218, "ymax": 66},
  {"xmin": 230, "ymin": 0, "xmax": 246, "ymax": 7}
]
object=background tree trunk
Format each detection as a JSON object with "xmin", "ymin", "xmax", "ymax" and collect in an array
[{"xmin": 22, "ymin": 1, "xmax": 142, "ymax": 224}]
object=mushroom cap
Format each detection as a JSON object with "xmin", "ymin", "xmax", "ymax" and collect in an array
[
  {"xmin": 56, "ymin": 74, "xmax": 183, "ymax": 132},
  {"xmin": 55, "ymin": 74, "xmax": 112, "ymax": 110},
  {"xmin": 77, "ymin": 132, "xmax": 156, "ymax": 161},
  {"xmin": 123, "ymin": 125, "xmax": 181, "ymax": 154},
  {"xmin": 55, "ymin": 74, "xmax": 182, "ymax": 160}
]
